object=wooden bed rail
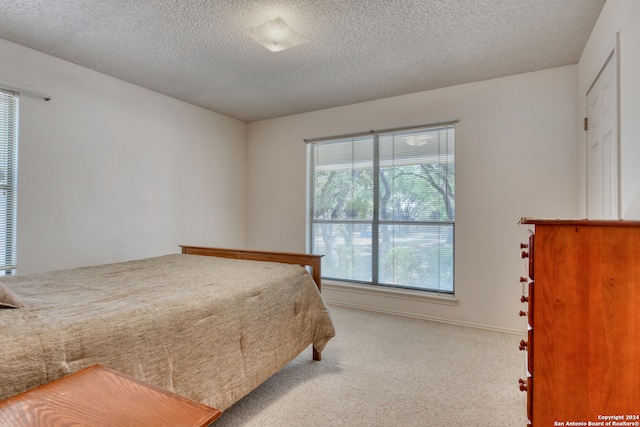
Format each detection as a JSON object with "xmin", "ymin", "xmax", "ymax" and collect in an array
[
  {"xmin": 179, "ymin": 246, "xmax": 325, "ymax": 361},
  {"xmin": 180, "ymin": 246, "xmax": 323, "ymax": 291}
]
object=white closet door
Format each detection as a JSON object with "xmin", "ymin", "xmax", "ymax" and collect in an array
[{"xmin": 586, "ymin": 50, "xmax": 618, "ymax": 219}]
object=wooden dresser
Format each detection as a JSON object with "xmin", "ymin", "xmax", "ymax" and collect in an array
[{"xmin": 518, "ymin": 219, "xmax": 640, "ymax": 426}]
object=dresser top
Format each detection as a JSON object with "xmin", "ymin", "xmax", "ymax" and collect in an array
[{"xmin": 519, "ymin": 217, "xmax": 640, "ymax": 227}]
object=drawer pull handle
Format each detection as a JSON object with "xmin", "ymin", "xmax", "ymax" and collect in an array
[
  {"xmin": 519, "ymin": 339, "xmax": 528, "ymax": 351},
  {"xmin": 522, "ymin": 251, "xmax": 529, "ymax": 259},
  {"xmin": 518, "ymin": 378, "xmax": 528, "ymax": 392},
  {"xmin": 520, "ymin": 295, "xmax": 529, "ymax": 303},
  {"xmin": 519, "ymin": 310, "xmax": 527, "ymax": 317}
]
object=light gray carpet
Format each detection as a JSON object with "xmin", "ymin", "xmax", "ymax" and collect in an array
[{"xmin": 215, "ymin": 305, "xmax": 527, "ymax": 426}]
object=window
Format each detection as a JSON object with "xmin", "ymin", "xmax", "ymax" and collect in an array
[
  {"xmin": 307, "ymin": 123, "xmax": 455, "ymax": 293},
  {"xmin": 0, "ymin": 90, "xmax": 18, "ymax": 276}
]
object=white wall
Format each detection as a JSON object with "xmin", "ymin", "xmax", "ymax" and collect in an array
[
  {"xmin": 577, "ymin": 0, "xmax": 640, "ymax": 219},
  {"xmin": 0, "ymin": 39, "xmax": 248, "ymax": 274},
  {"xmin": 247, "ymin": 66, "xmax": 579, "ymax": 332}
]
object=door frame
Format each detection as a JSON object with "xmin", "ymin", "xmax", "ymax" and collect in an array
[{"xmin": 584, "ymin": 32, "xmax": 621, "ymax": 219}]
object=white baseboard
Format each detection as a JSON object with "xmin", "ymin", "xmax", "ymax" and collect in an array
[{"xmin": 322, "ymin": 281, "xmax": 523, "ymax": 335}]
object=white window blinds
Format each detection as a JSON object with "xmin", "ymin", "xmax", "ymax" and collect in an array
[
  {"xmin": 307, "ymin": 123, "xmax": 455, "ymax": 293},
  {"xmin": 0, "ymin": 90, "xmax": 18, "ymax": 274}
]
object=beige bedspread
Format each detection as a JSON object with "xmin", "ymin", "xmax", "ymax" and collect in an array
[{"xmin": 0, "ymin": 254, "xmax": 335, "ymax": 411}]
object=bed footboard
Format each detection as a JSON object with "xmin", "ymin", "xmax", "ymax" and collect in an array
[{"xmin": 179, "ymin": 245, "xmax": 325, "ymax": 361}]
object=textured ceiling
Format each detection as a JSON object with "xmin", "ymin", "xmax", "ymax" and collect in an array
[{"xmin": 0, "ymin": 0, "xmax": 605, "ymax": 122}]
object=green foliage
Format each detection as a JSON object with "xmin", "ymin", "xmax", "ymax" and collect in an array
[
  {"xmin": 384, "ymin": 246, "xmax": 425, "ymax": 286},
  {"xmin": 382, "ymin": 242, "xmax": 454, "ymax": 290},
  {"xmin": 315, "ymin": 163, "xmax": 454, "ymax": 222}
]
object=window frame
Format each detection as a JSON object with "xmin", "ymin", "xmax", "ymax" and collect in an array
[{"xmin": 306, "ymin": 122, "xmax": 455, "ymax": 294}]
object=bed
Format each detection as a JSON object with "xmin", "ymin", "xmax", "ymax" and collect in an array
[{"xmin": 0, "ymin": 246, "xmax": 335, "ymax": 412}]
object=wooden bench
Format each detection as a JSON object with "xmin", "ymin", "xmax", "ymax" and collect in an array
[{"xmin": 0, "ymin": 365, "xmax": 221, "ymax": 426}]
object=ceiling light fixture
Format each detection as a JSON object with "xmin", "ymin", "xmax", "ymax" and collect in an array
[{"xmin": 244, "ymin": 17, "xmax": 309, "ymax": 52}]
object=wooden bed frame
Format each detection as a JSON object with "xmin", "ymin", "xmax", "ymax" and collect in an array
[{"xmin": 180, "ymin": 246, "xmax": 325, "ymax": 361}]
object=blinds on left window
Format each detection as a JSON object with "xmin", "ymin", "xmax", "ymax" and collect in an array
[{"xmin": 0, "ymin": 90, "xmax": 18, "ymax": 274}]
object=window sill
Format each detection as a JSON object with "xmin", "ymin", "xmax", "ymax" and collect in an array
[{"xmin": 321, "ymin": 280, "xmax": 458, "ymax": 306}]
